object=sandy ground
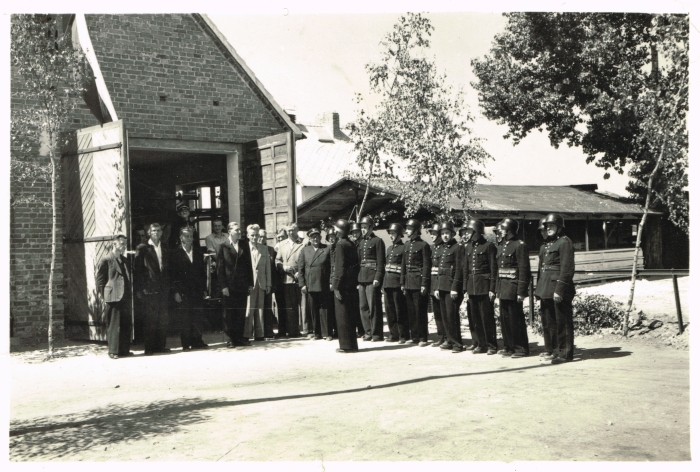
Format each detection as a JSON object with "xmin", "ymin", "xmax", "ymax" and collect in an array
[{"xmin": 9, "ymin": 277, "xmax": 691, "ymax": 462}]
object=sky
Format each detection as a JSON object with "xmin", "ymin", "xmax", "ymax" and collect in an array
[{"xmin": 209, "ymin": 11, "xmax": 634, "ymax": 195}]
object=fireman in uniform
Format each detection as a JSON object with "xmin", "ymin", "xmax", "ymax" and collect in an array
[
  {"xmin": 400, "ymin": 219, "xmax": 432, "ymax": 346},
  {"xmin": 459, "ymin": 218, "xmax": 498, "ymax": 354},
  {"xmin": 428, "ymin": 222, "xmax": 447, "ymax": 347},
  {"xmin": 535, "ymin": 217, "xmax": 553, "ymax": 357},
  {"xmin": 357, "ymin": 216, "xmax": 386, "ymax": 341},
  {"xmin": 331, "ymin": 219, "xmax": 360, "ymax": 353},
  {"xmin": 431, "ymin": 222, "xmax": 464, "ymax": 353},
  {"xmin": 349, "ymin": 222, "xmax": 365, "ymax": 338},
  {"xmin": 384, "ymin": 223, "xmax": 409, "ymax": 342},
  {"xmin": 495, "ymin": 218, "xmax": 531, "ymax": 358},
  {"xmin": 534, "ymin": 213, "xmax": 576, "ymax": 364},
  {"xmin": 326, "ymin": 227, "xmax": 338, "ymax": 338},
  {"xmin": 457, "ymin": 223, "xmax": 476, "ymax": 350}
]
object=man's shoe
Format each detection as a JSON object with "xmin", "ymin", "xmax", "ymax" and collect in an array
[
  {"xmin": 539, "ymin": 351, "xmax": 552, "ymax": 357},
  {"xmin": 440, "ymin": 342, "xmax": 454, "ymax": 350},
  {"xmin": 497, "ymin": 349, "xmax": 509, "ymax": 355},
  {"xmin": 372, "ymin": 337, "xmax": 384, "ymax": 342},
  {"xmin": 385, "ymin": 337, "xmax": 399, "ymax": 343},
  {"xmin": 336, "ymin": 348, "xmax": 359, "ymax": 353},
  {"xmin": 464, "ymin": 344, "xmax": 477, "ymax": 351},
  {"xmin": 500, "ymin": 351, "xmax": 513, "ymax": 358},
  {"xmin": 398, "ymin": 339, "xmax": 407, "ymax": 344},
  {"xmin": 472, "ymin": 347, "xmax": 487, "ymax": 354},
  {"xmin": 487, "ymin": 348, "xmax": 497, "ymax": 355},
  {"xmin": 182, "ymin": 347, "xmax": 192, "ymax": 352},
  {"xmin": 227, "ymin": 343, "xmax": 236, "ymax": 349},
  {"xmin": 432, "ymin": 338, "xmax": 445, "ymax": 347},
  {"xmin": 543, "ymin": 354, "xmax": 557, "ymax": 361},
  {"xmin": 362, "ymin": 335, "xmax": 372, "ymax": 341},
  {"xmin": 109, "ymin": 354, "xmax": 119, "ymax": 359},
  {"xmin": 254, "ymin": 337, "xmax": 265, "ymax": 341},
  {"xmin": 511, "ymin": 352, "xmax": 527, "ymax": 358},
  {"xmin": 551, "ymin": 357, "xmax": 571, "ymax": 365},
  {"xmin": 273, "ymin": 334, "xmax": 287, "ymax": 339},
  {"xmin": 160, "ymin": 348, "xmax": 172, "ymax": 353},
  {"xmin": 418, "ymin": 341, "xmax": 430, "ymax": 347},
  {"xmin": 307, "ymin": 333, "xmax": 315, "ymax": 339},
  {"xmin": 119, "ymin": 352, "xmax": 135, "ymax": 357},
  {"xmin": 192, "ymin": 343, "xmax": 208, "ymax": 350},
  {"xmin": 314, "ymin": 336, "xmax": 323, "ymax": 340},
  {"xmin": 325, "ymin": 337, "xmax": 334, "ymax": 341}
]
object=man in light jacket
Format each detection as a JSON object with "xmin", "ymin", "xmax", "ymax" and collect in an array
[
  {"xmin": 275, "ymin": 222, "xmax": 306, "ymax": 338},
  {"xmin": 244, "ymin": 224, "xmax": 271, "ymax": 341}
]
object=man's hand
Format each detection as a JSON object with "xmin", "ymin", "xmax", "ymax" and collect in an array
[
  {"xmin": 174, "ymin": 293, "xmax": 182, "ymax": 303},
  {"xmin": 222, "ymin": 287, "xmax": 230, "ymax": 297},
  {"xmin": 434, "ymin": 290, "xmax": 439, "ymax": 299},
  {"xmin": 373, "ymin": 280, "xmax": 380, "ymax": 288},
  {"xmin": 334, "ymin": 290, "xmax": 342, "ymax": 301},
  {"xmin": 357, "ymin": 285, "xmax": 361, "ymax": 290},
  {"xmin": 301, "ymin": 285, "xmax": 308, "ymax": 294},
  {"xmin": 553, "ymin": 292, "xmax": 563, "ymax": 303},
  {"xmin": 420, "ymin": 286, "xmax": 428, "ymax": 296},
  {"xmin": 517, "ymin": 295, "xmax": 524, "ymax": 303},
  {"xmin": 330, "ymin": 284, "xmax": 333, "ymax": 291},
  {"xmin": 450, "ymin": 291, "xmax": 458, "ymax": 301},
  {"xmin": 489, "ymin": 291, "xmax": 495, "ymax": 303},
  {"xmin": 401, "ymin": 286, "xmax": 406, "ymax": 295}
]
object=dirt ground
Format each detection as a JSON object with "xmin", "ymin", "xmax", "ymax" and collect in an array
[{"xmin": 9, "ymin": 277, "xmax": 691, "ymax": 462}]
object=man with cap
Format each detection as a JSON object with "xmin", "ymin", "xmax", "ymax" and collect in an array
[
  {"xmin": 428, "ymin": 222, "xmax": 447, "ymax": 347},
  {"xmin": 457, "ymin": 218, "xmax": 498, "ymax": 354},
  {"xmin": 275, "ymin": 222, "xmax": 306, "ymax": 338},
  {"xmin": 298, "ymin": 228, "xmax": 334, "ymax": 340},
  {"xmin": 383, "ymin": 223, "xmax": 409, "ymax": 342},
  {"xmin": 96, "ymin": 233, "xmax": 133, "ymax": 359},
  {"xmin": 357, "ymin": 216, "xmax": 386, "ymax": 341},
  {"xmin": 400, "ymin": 219, "xmax": 432, "ymax": 345},
  {"xmin": 432, "ymin": 222, "xmax": 464, "ymax": 353},
  {"xmin": 325, "ymin": 227, "xmax": 339, "ymax": 338},
  {"xmin": 170, "ymin": 205, "xmax": 199, "ymax": 249},
  {"xmin": 495, "ymin": 218, "xmax": 531, "ymax": 358},
  {"xmin": 331, "ymin": 219, "xmax": 360, "ymax": 353},
  {"xmin": 534, "ymin": 213, "xmax": 576, "ymax": 364}
]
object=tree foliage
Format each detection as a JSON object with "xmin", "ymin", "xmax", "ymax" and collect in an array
[
  {"xmin": 349, "ymin": 13, "xmax": 491, "ymax": 220},
  {"xmin": 472, "ymin": 13, "xmax": 688, "ymax": 232}
]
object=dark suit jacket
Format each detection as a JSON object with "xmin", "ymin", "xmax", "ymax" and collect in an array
[
  {"xmin": 331, "ymin": 237, "xmax": 360, "ymax": 292},
  {"xmin": 96, "ymin": 252, "xmax": 131, "ymax": 303},
  {"xmin": 383, "ymin": 240, "xmax": 404, "ymax": 289},
  {"xmin": 298, "ymin": 244, "xmax": 331, "ymax": 293},
  {"xmin": 534, "ymin": 234, "xmax": 575, "ymax": 300},
  {"xmin": 267, "ymin": 246, "xmax": 279, "ymax": 291},
  {"xmin": 134, "ymin": 242, "xmax": 169, "ymax": 295},
  {"xmin": 217, "ymin": 239, "xmax": 254, "ymax": 294},
  {"xmin": 456, "ymin": 237, "xmax": 497, "ymax": 296},
  {"xmin": 495, "ymin": 236, "xmax": 531, "ymax": 300},
  {"xmin": 170, "ymin": 245, "xmax": 206, "ymax": 298},
  {"xmin": 400, "ymin": 236, "xmax": 431, "ymax": 290},
  {"xmin": 434, "ymin": 238, "xmax": 463, "ymax": 292}
]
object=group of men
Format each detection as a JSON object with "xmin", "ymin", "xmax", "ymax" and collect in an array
[{"xmin": 95, "ymin": 207, "xmax": 576, "ymax": 365}]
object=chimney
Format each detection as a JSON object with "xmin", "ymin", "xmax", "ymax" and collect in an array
[
  {"xmin": 285, "ymin": 108, "xmax": 296, "ymax": 123},
  {"xmin": 320, "ymin": 111, "xmax": 343, "ymax": 140}
]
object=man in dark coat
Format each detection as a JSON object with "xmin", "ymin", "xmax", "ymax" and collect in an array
[
  {"xmin": 331, "ymin": 219, "xmax": 360, "ymax": 353},
  {"xmin": 298, "ymin": 228, "xmax": 333, "ymax": 340},
  {"xmin": 535, "ymin": 217, "xmax": 554, "ymax": 357},
  {"xmin": 357, "ymin": 216, "xmax": 385, "ymax": 341},
  {"xmin": 170, "ymin": 226, "xmax": 208, "ymax": 351},
  {"xmin": 429, "ymin": 222, "xmax": 446, "ymax": 347},
  {"xmin": 495, "ymin": 218, "xmax": 531, "ymax": 358},
  {"xmin": 325, "ymin": 228, "xmax": 339, "ymax": 338},
  {"xmin": 383, "ymin": 223, "xmax": 409, "ymax": 342},
  {"xmin": 217, "ymin": 222, "xmax": 254, "ymax": 347},
  {"xmin": 457, "ymin": 224, "xmax": 476, "ymax": 350},
  {"xmin": 134, "ymin": 223, "xmax": 171, "ymax": 355},
  {"xmin": 534, "ymin": 213, "xmax": 576, "ymax": 364},
  {"xmin": 96, "ymin": 233, "xmax": 133, "ymax": 359},
  {"xmin": 456, "ymin": 218, "xmax": 498, "ymax": 354},
  {"xmin": 431, "ymin": 222, "xmax": 464, "ymax": 353},
  {"xmin": 400, "ymin": 219, "xmax": 432, "ymax": 346}
]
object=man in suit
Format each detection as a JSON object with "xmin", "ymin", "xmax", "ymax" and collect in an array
[
  {"xmin": 325, "ymin": 228, "xmax": 338, "ymax": 338},
  {"xmin": 383, "ymin": 223, "xmax": 409, "ymax": 343},
  {"xmin": 244, "ymin": 224, "xmax": 271, "ymax": 342},
  {"xmin": 400, "ymin": 219, "xmax": 432, "ymax": 346},
  {"xmin": 134, "ymin": 223, "xmax": 171, "ymax": 355},
  {"xmin": 131, "ymin": 225, "xmax": 150, "ymax": 344},
  {"xmin": 258, "ymin": 228, "xmax": 278, "ymax": 339},
  {"xmin": 272, "ymin": 228, "xmax": 288, "ymax": 338},
  {"xmin": 96, "ymin": 233, "xmax": 133, "ymax": 359},
  {"xmin": 275, "ymin": 222, "xmax": 306, "ymax": 338},
  {"xmin": 217, "ymin": 222, "xmax": 254, "ymax": 347},
  {"xmin": 170, "ymin": 226, "xmax": 208, "ymax": 351},
  {"xmin": 331, "ymin": 219, "xmax": 360, "ymax": 353},
  {"xmin": 534, "ymin": 213, "xmax": 576, "ymax": 364},
  {"xmin": 357, "ymin": 216, "xmax": 386, "ymax": 342},
  {"xmin": 298, "ymin": 228, "xmax": 333, "ymax": 340}
]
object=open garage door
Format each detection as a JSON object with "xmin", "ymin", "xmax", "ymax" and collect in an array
[{"xmin": 62, "ymin": 120, "xmax": 132, "ymax": 340}]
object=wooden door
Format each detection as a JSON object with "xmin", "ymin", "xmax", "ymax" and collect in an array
[
  {"xmin": 62, "ymin": 120, "xmax": 131, "ymax": 340},
  {"xmin": 242, "ymin": 132, "xmax": 297, "ymax": 244}
]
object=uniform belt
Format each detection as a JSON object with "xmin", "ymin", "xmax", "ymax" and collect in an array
[
  {"xmin": 470, "ymin": 269, "xmax": 490, "ymax": 275},
  {"xmin": 430, "ymin": 267, "xmax": 439, "ymax": 275},
  {"xmin": 543, "ymin": 265, "xmax": 561, "ymax": 271},
  {"xmin": 361, "ymin": 260, "xmax": 377, "ymax": 269},
  {"xmin": 438, "ymin": 267, "xmax": 453, "ymax": 275},
  {"xmin": 405, "ymin": 265, "xmax": 422, "ymax": 272},
  {"xmin": 385, "ymin": 263, "xmax": 401, "ymax": 274},
  {"xmin": 498, "ymin": 268, "xmax": 517, "ymax": 279}
]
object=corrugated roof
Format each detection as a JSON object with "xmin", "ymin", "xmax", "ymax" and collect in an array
[{"xmin": 295, "ymin": 127, "xmax": 360, "ymax": 187}]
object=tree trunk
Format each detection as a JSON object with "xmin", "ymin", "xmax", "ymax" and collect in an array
[
  {"xmin": 48, "ymin": 150, "xmax": 57, "ymax": 356},
  {"xmin": 624, "ymin": 138, "xmax": 666, "ymax": 336}
]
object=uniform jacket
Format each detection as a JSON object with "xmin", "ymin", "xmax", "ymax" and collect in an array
[
  {"xmin": 383, "ymin": 240, "xmax": 404, "ymax": 289},
  {"xmin": 495, "ymin": 236, "xmax": 531, "ymax": 300},
  {"xmin": 357, "ymin": 233, "xmax": 386, "ymax": 284},
  {"xmin": 275, "ymin": 237, "xmax": 306, "ymax": 284},
  {"xmin": 134, "ymin": 241, "xmax": 169, "ymax": 295},
  {"xmin": 454, "ymin": 237, "xmax": 497, "ymax": 295},
  {"xmin": 433, "ymin": 238, "xmax": 463, "ymax": 292},
  {"xmin": 534, "ymin": 234, "xmax": 575, "ymax": 300},
  {"xmin": 329, "ymin": 243, "xmax": 336, "ymax": 282},
  {"xmin": 96, "ymin": 251, "xmax": 131, "ymax": 303},
  {"xmin": 298, "ymin": 243, "xmax": 332, "ymax": 292},
  {"xmin": 400, "ymin": 236, "xmax": 432, "ymax": 290},
  {"xmin": 170, "ymin": 244, "xmax": 206, "ymax": 298},
  {"xmin": 248, "ymin": 240, "xmax": 271, "ymax": 291},
  {"xmin": 429, "ymin": 240, "xmax": 444, "ymax": 292},
  {"xmin": 331, "ymin": 237, "xmax": 360, "ymax": 292},
  {"xmin": 217, "ymin": 238, "xmax": 254, "ymax": 294}
]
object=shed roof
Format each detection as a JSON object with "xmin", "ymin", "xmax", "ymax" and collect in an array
[{"xmin": 295, "ymin": 125, "xmax": 359, "ymax": 187}]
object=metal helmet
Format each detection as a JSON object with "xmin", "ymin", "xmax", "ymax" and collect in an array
[
  {"xmin": 429, "ymin": 223, "xmax": 441, "ymax": 234},
  {"xmin": 359, "ymin": 216, "xmax": 374, "ymax": 226},
  {"xmin": 538, "ymin": 217, "xmax": 546, "ymax": 230},
  {"xmin": 458, "ymin": 223, "xmax": 469, "ymax": 235},
  {"xmin": 388, "ymin": 223, "xmax": 404, "ymax": 235},
  {"xmin": 501, "ymin": 218, "xmax": 519, "ymax": 234},
  {"xmin": 544, "ymin": 213, "xmax": 565, "ymax": 229},
  {"xmin": 439, "ymin": 222, "xmax": 455, "ymax": 234},
  {"xmin": 405, "ymin": 219, "xmax": 422, "ymax": 231},
  {"xmin": 325, "ymin": 227, "xmax": 337, "ymax": 239},
  {"xmin": 334, "ymin": 219, "xmax": 351, "ymax": 235},
  {"xmin": 350, "ymin": 222, "xmax": 362, "ymax": 233},
  {"xmin": 465, "ymin": 218, "xmax": 485, "ymax": 235}
]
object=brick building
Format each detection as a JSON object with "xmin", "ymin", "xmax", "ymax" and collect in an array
[{"xmin": 10, "ymin": 14, "xmax": 301, "ymax": 346}]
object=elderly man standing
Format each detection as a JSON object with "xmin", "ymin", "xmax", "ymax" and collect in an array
[
  {"xmin": 331, "ymin": 219, "xmax": 360, "ymax": 353},
  {"xmin": 96, "ymin": 233, "xmax": 133, "ymax": 359},
  {"xmin": 275, "ymin": 222, "xmax": 305, "ymax": 338},
  {"xmin": 244, "ymin": 224, "xmax": 271, "ymax": 342},
  {"xmin": 298, "ymin": 228, "xmax": 333, "ymax": 340},
  {"xmin": 218, "ymin": 222, "xmax": 254, "ymax": 347}
]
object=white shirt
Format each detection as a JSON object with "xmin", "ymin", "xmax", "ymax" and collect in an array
[
  {"xmin": 229, "ymin": 238, "xmax": 239, "ymax": 253},
  {"xmin": 149, "ymin": 239, "xmax": 162, "ymax": 270},
  {"xmin": 183, "ymin": 245, "xmax": 193, "ymax": 263}
]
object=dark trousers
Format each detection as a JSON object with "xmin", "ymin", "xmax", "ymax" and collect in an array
[
  {"xmin": 105, "ymin": 299, "xmax": 132, "ymax": 356},
  {"xmin": 223, "ymin": 290, "xmax": 249, "ymax": 345},
  {"xmin": 335, "ymin": 290, "xmax": 359, "ymax": 350},
  {"xmin": 262, "ymin": 290, "xmax": 275, "ymax": 338},
  {"xmin": 358, "ymin": 282, "xmax": 383, "ymax": 339},
  {"xmin": 143, "ymin": 292, "xmax": 169, "ymax": 353},
  {"xmin": 469, "ymin": 294, "xmax": 498, "ymax": 350},
  {"xmin": 405, "ymin": 289, "xmax": 428, "ymax": 342},
  {"xmin": 281, "ymin": 284, "xmax": 301, "ymax": 337},
  {"xmin": 500, "ymin": 299, "xmax": 529, "ymax": 354},
  {"xmin": 132, "ymin": 297, "xmax": 145, "ymax": 343},
  {"xmin": 539, "ymin": 299, "xmax": 555, "ymax": 354},
  {"xmin": 308, "ymin": 291, "xmax": 332, "ymax": 338},
  {"xmin": 301, "ymin": 290, "xmax": 313, "ymax": 335},
  {"xmin": 384, "ymin": 287, "xmax": 409, "ymax": 340},
  {"xmin": 541, "ymin": 298, "xmax": 574, "ymax": 360},
  {"xmin": 352, "ymin": 288, "xmax": 364, "ymax": 336},
  {"xmin": 327, "ymin": 289, "xmax": 338, "ymax": 337},
  {"xmin": 439, "ymin": 291, "xmax": 463, "ymax": 348},
  {"xmin": 174, "ymin": 295, "xmax": 205, "ymax": 349},
  {"xmin": 431, "ymin": 294, "xmax": 446, "ymax": 342},
  {"xmin": 274, "ymin": 287, "xmax": 286, "ymax": 334}
]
